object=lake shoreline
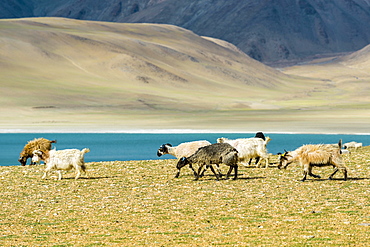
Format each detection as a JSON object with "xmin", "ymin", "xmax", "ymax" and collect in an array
[{"xmin": 2, "ymin": 132, "xmax": 369, "ymax": 166}]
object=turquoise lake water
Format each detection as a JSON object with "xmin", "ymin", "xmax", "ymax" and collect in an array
[{"xmin": 1, "ymin": 133, "xmax": 369, "ymax": 166}]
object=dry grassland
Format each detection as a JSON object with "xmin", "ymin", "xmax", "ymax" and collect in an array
[{"xmin": 1, "ymin": 146, "xmax": 370, "ymax": 246}]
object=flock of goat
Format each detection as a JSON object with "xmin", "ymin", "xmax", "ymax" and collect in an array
[{"xmin": 18, "ymin": 132, "xmax": 363, "ymax": 181}]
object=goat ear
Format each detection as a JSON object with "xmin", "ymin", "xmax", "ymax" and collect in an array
[
  {"xmin": 338, "ymin": 139, "xmax": 342, "ymax": 148},
  {"xmin": 166, "ymin": 143, "xmax": 172, "ymax": 147}
]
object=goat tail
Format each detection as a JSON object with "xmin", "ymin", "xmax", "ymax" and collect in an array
[
  {"xmin": 82, "ymin": 148, "xmax": 90, "ymax": 154},
  {"xmin": 50, "ymin": 140, "xmax": 57, "ymax": 144}
]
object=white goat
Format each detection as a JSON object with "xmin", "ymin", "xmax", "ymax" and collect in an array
[
  {"xmin": 343, "ymin": 141, "xmax": 362, "ymax": 150},
  {"xmin": 157, "ymin": 140, "xmax": 211, "ymax": 178},
  {"xmin": 32, "ymin": 148, "xmax": 90, "ymax": 180},
  {"xmin": 278, "ymin": 140, "xmax": 347, "ymax": 181},
  {"xmin": 217, "ymin": 137, "xmax": 271, "ymax": 168},
  {"xmin": 340, "ymin": 149, "xmax": 351, "ymax": 155}
]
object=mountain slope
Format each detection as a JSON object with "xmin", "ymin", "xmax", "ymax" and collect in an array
[
  {"xmin": 1, "ymin": 18, "xmax": 369, "ymax": 133},
  {"xmin": 1, "ymin": 0, "xmax": 370, "ymax": 65},
  {"xmin": 339, "ymin": 44, "xmax": 370, "ymax": 69},
  {"xmin": 0, "ymin": 17, "xmax": 292, "ymax": 110},
  {"xmin": 282, "ymin": 44, "xmax": 370, "ymax": 108},
  {"xmin": 119, "ymin": 0, "xmax": 370, "ymax": 65}
]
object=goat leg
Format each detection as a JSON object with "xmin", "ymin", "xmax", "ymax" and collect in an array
[
  {"xmin": 232, "ymin": 165, "xmax": 238, "ymax": 180},
  {"xmin": 189, "ymin": 164, "xmax": 199, "ymax": 178},
  {"xmin": 328, "ymin": 167, "xmax": 339, "ymax": 180},
  {"xmin": 209, "ymin": 165, "xmax": 220, "ymax": 180},
  {"xmin": 301, "ymin": 170, "xmax": 308, "ymax": 182},
  {"xmin": 215, "ymin": 164, "xmax": 223, "ymax": 178},
  {"xmin": 81, "ymin": 164, "xmax": 89, "ymax": 179},
  {"xmin": 199, "ymin": 166, "xmax": 207, "ymax": 177},
  {"xmin": 225, "ymin": 166, "xmax": 232, "ymax": 179},
  {"xmin": 226, "ymin": 165, "xmax": 238, "ymax": 180},
  {"xmin": 308, "ymin": 167, "xmax": 321, "ymax": 179},
  {"xmin": 263, "ymin": 157, "xmax": 269, "ymax": 168},
  {"xmin": 42, "ymin": 167, "xmax": 52, "ymax": 179},
  {"xmin": 194, "ymin": 165, "xmax": 204, "ymax": 181},
  {"xmin": 308, "ymin": 172, "xmax": 321, "ymax": 178},
  {"xmin": 256, "ymin": 157, "xmax": 263, "ymax": 168},
  {"xmin": 174, "ymin": 169, "xmax": 181, "ymax": 178},
  {"xmin": 255, "ymin": 157, "xmax": 260, "ymax": 165},
  {"xmin": 75, "ymin": 169, "xmax": 81, "ymax": 180},
  {"xmin": 57, "ymin": 171, "xmax": 63, "ymax": 180},
  {"xmin": 301, "ymin": 164, "xmax": 314, "ymax": 181}
]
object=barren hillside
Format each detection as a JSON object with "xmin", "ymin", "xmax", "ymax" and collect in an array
[
  {"xmin": 0, "ymin": 18, "xmax": 369, "ymax": 133},
  {"xmin": 283, "ymin": 44, "xmax": 370, "ymax": 105}
]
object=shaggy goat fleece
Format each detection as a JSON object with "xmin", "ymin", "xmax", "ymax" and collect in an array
[
  {"xmin": 279, "ymin": 142, "xmax": 347, "ymax": 181},
  {"xmin": 33, "ymin": 148, "xmax": 90, "ymax": 180},
  {"xmin": 177, "ymin": 143, "xmax": 239, "ymax": 180},
  {"xmin": 18, "ymin": 138, "xmax": 56, "ymax": 166},
  {"xmin": 217, "ymin": 136, "xmax": 271, "ymax": 168}
]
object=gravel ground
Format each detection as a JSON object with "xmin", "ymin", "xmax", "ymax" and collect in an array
[{"xmin": 1, "ymin": 146, "xmax": 370, "ymax": 246}]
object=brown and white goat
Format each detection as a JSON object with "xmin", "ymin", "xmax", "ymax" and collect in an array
[
  {"xmin": 278, "ymin": 140, "xmax": 347, "ymax": 181},
  {"xmin": 18, "ymin": 138, "xmax": 57, "ymax": 166}
]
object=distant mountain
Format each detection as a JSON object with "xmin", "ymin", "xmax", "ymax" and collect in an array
[
  {"xmin": 0, "ymin": 0, "xmax": 34, "ymax": 18},
  {"xmin": 0, "ymin": 17, "xmax": 292, "ymax": 113},
  {"xmin": 1, "ymin": 0, "xmax": 370, "ymax": 65}
]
